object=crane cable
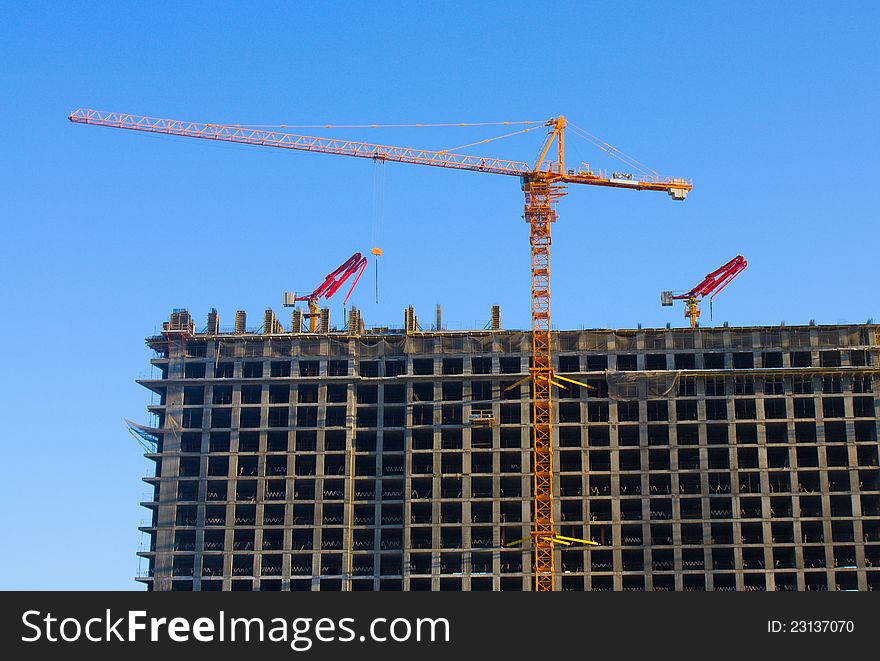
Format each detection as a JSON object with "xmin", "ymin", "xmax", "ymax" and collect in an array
[
  {"xmin": 438, "ymin": 124, "xmax": 545, "ymax": 153},
  {"xmin": 567, "ymin": 122, "xmax": 660, "ymax": 177},
  {"xmin": 371, "ymin": 158, "xmax": 385, "ymax": 304}
]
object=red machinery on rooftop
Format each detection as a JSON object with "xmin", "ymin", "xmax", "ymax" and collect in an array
[
  {"xmin": 283, "ymin": 252, "xmax": 368, "ymax": 332},
  {"xmin": 662, "ymin": 255, "xmax": 748, "ymax": 328}
]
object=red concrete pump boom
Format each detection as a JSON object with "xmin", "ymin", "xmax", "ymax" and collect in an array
[
  {"xmin": 285, "ymin": 252, "xmax": 368, "ymax": 332},
  {"xmin": 663, "ymin": 255, "xmax": 747, "ymax": 327},
  {"xmin": 297, "ymin": 252, "xmax": 368, "ymax": 306}
]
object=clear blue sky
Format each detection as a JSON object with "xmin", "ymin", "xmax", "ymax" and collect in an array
[{"xmin": 1, "ymin": 2, "xmax": 877, "ymax": 589}]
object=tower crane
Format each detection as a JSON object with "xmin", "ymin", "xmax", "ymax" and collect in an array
[
  {"xmin": 69, "ymin": 108, "xmax": 692, "ymax": 591},
  {"xmin": 662, "ymin": 255, "xmax": 747, "ymax": 328},
  {"xmin": 283, "ymin": 252, "xmax": 368, "ymax": 332}
]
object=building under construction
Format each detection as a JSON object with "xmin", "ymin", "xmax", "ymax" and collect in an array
[{"xmin": 135, "ymin": 307, "xmax": 880, "ymax": 591}]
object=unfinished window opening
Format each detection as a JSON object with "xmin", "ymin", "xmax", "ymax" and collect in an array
[
  {"xmin": 472, "ymin": 357, "xmax": 492, "ymax": 374},
  {"xmin": 442, "ymin": 358, "xmax": 463, "ymax": 375},
  {"xmin": 792, "ymin": 397, "xmax": 815, "ymax": 418},
  {"xmin": 676, "ymin": 424, "xmax": 699, "ymax": 445},
  {"xmin": 267, "ymin": 407, "xmax": 288, "ymax": 428},
  {"xmin": 741, "ymin": 522, "xmax": 763, "ymax": 544},
  {"xmin": 819, "ymin": 350, "xmax": 842, "ymax": 368},
  {"xmin": 617, "ymin": 426, "xmax": 639, "ymax": 447},
  {"xmin": 587, "ymin": 401, "xmax": 609, "ymax": 422},
  {"xmin": 207, "ymin": 456, "xmax": 228, "ymax": 477},
  {"xmin": 204, "ymin": 506, "xmax": 225, "ymax": 526},
  {"xmin": 652, "ymin": 550, "xmax": 674, "ymax": 573},
  {"xmin": 411, "ymin": 404, "xmax": 433, "ymax": 426},
  {"xmin": 440, "ymin": 528, "xmax": 463, "ymax": 551},
  {"xmin": 299, "ymin": 361, "xmax": 320, "ymax": 377},
  {"xmin": 674, "ymin": 353, "xmax": 696, "ymax": 369},
  {"xmin": 358, "ymin": 361, "xmax": 379, "ymax": 377},
  {"xmin": 853, "ymin": 396, "xmax": 875, "ymax": 417},
  {"xmin": 381, "ymin": 360, "xmax": 404, "ymax": 378},
  {"xmin": 470, "ymin": 380, "xmax": 492, "ymax": 402},
  {"xmin": 646, "ymin": 400, "xmax": 668, "ymax": 421},
  {"xmin": 471, "ymin": 453, "xmax": 493, "ymax": 474},
  {"xmin": 499, "ymin": 357, "xmax": 521, "ymax": 374},
  {"xmin": 412, "ymin": 359, "xmax": 434, "ymax": 375},
  {"xmin": 412, "ymin": 382, "xmax": 433, "ymax": 403},
  {"xmin": 440, "ymin": 453, "xmax": 462, "ymax": 474},
  {"xmin": 184, "ymin": 363, "xmax": 206, "ymax": 379},
  {"xmin": 678, "ymin": 376, "xmax": 696, "ymax": 396},
  {"xmin": 558, "ymin": 355, "xmax": 580, "ymax": 373},
  {"xmin": 790, "ymin": 351, "xmax": 812, "ymax": 368},
  {"xmin": 559, "ymin": 402, "xmax": 580, "ymax": 423},
  {"xmin": 323, "ymin": 453, "xmax": 345, "ymax": 476},
  {"xmin": 500, "ymin": 500, "xmax": 522, "ymax": 523},
  {"xmin": 238, "ymin": 432, "xmax": 259, "ymax": 453},
  {"xmin": 262, "ymin": 479, "xmax": 284, "ymax": 501},
  {"xmin": 471, "ymin": 427, "xmax": 493, "ymax": 449},
  {"xmin": 706, "ymin": 400, "xmax": 728, "ymax": 420},
  {"xmin": 649, "ymin": 450, "xmax": 671, "ymax": 471},
  {"xmin": 678, "ymin": 448, "xmax": 700, "ymax": 470},
  {"xmin": 180, "ymin": 432, "xmax": 201, "ymax": 453},
  {"xmin": 293, "ymin": 384, "xmax": 317, "ymax": 404},
  {"xmin": 265, "ymin": 455, "xmax": 287, "ymax": 477},
  {"xmin": 762, "ymin": 398, "xmax": 786, "ymax": 419},
  {"xmin": 182, "ymin": 409, "xmax": 203, "ymax": 429},
  {"xmin": 822, "ymin": 397, "xmax": 844, "ymax": 418},
  {"xmin": 703, "ymin": 353, "xmax": 725, "ymax": 369},
  {"xmin": 799, "ymin": 495, "xmax": 822, "ymax": 518},
  {"xmin": 704, "ymin": 376, "xmax": 725, "ymax": 396},
  {"xmin": 759, "ymin": 351, "xmax": 782, "ymax": 368},
  {"xmin": 617, "ymin": 401, "xmax": 639, "ymax": 422},
  {"xmin": 650, "ymin": 498, "xmax": 673, "ymax": 520},
  {"xmin": 761, "ymin": 378, "xmax": 784, "ymax": 398},
  {"xmin": 269, "ymin": 360, "xmax": 291, "ymax": 377},
  {"xmin": 860, "ymin": 469, "xmax": 880, "ymax": 490},
  {"xmin": 767, "ymin": 444, "xmax": 791, "ymax": 470},
  {"xmin": 676, "ymin": 400, "xmax": 697, "ymax": 420},
  {"xmin": 205, "ymin": 480, "xmax": 226, "ymax": 501},
  {"xmin": 241, "ymin": 362, "xmax": 263, "ymax": 379},
  {"xmin": 500, "ymin": 381, "xmax": 521, "ymax": 400},
  {"xmin": 441, "ymin": 404, "xmax": 462, "ymax": 425},
  {"xmin": 464, "ymin": 501, "xmax": 489, "ymax": 524},
  {"xmin": 411, "ymin": 429, "xmax": 433, "ymax": 451},
  {"xmin": 584, "ymin": 427, "xmax": 607, "ymax": 448},
  {"xmin": 737, "ymin": 446, "xmax": 759, "ymax": 468},
  {"xmin": 680, "ymin": 498, "xmax": 702, "ymax": 520},
  {"xmin": 214, "ymin": 362, "xmax": 234, "ymax": 379},
  {"xmin": 233, "ymin": 504, "xmax": 256, "ymax": 526},
  {"xmin": 380, "ymin": 406, "xmax": 403, "ymax": 428},
  {"xmin": 500, "ymin": 427, "xmax": 521, "ymax": 448},
  {"xmin": 441, "ymin": 428, "xmax": 462, "ymax": 450},
  {"xmin": 855, "ymin": 421, "xmax": 878, "ymax": 443},
  {"xmin": 266, "ymin": 384, "xmax": 289, "ymax": 405},
  {"xmin": 616, "ymin": 354, "xmax": 637, "ymax": 371},
  {"xmin": 323, "ymin": 383, "xmax": 346, "ymax": 404},
  {"xmin": 442, "ymin": 381, "xmax": 463, "ymax": 401},
  {"xmin": 771, "ymin": 520, "xmax": 794, "ymax": 542},
  {"xmin": 405, "ymin": 502, "xmax": 429, "ymax": 525}
]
